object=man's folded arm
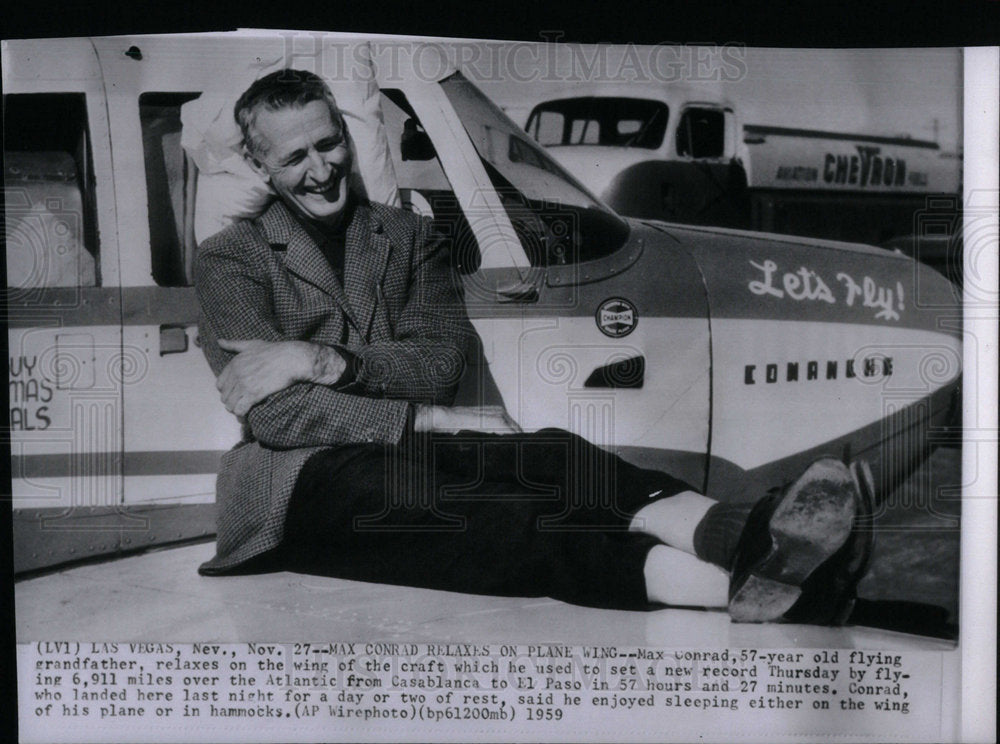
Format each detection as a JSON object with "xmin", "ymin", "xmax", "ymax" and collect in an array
[
  {"xmin": 195, "ymin": 246, "xmax": 411, "ymax": 448},
  {"xmin": 244, "ymin": 380, "xmax": 411, "ymax": 449}
]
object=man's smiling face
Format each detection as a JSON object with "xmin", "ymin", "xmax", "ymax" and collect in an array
[{"xmin": 245, "ymin": 99, "xmax": 352, "ymax": 225}]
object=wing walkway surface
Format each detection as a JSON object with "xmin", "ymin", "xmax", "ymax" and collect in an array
[
  {"xmin": 15, "ymin": 540, "xmax": 951, "ymax": 649},
  {"xmin": 15, "ymin": 448, "xmax": 960, "ymax": 648}
]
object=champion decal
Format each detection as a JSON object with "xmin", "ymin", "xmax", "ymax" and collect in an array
[{"xmin": 596, "ymin": 298, "xmax": 638, "ymax": 338}]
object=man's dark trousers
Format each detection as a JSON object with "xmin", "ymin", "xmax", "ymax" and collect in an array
[{"xmin": 279, "ymin": 429, "xmax": 691, "ymax": 610}]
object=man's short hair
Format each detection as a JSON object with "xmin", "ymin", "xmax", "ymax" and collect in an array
[{"xmin": 234, "ymin": 69, "xmax": 345, "ymax": 157}]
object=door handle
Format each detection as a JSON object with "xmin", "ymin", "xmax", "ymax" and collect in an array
[
  {"xmin": 584, "ymin": 355, "xmax": 645, "ymax": 388},
  {"xmin": 497, "ymin": 285, "xmax": 540, "ymax": 303},
  {"xmin": 159, "ymin": 325, "xmax": 189, "ymax": 356}
]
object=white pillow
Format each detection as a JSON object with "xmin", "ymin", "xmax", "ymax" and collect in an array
[{"xmin": 181, "ymin": 41, "xmax": 400, "ymax": 244}]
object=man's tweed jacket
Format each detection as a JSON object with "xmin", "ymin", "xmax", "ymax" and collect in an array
[{"xmin": 195, "ymin": 198, "xmax": 474, "ymax": 574}]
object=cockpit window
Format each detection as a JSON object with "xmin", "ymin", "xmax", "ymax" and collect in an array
[
  {"xmin": 139, "ymin": 92, "xmax": 202, "ymax": 287},
  {"xmin": 526, "ymin": 97, "xmax": 669, "ymax": 150},
  {"xmin": 441, "ymin": 74, "xmax": 630, "ymax": 266}
]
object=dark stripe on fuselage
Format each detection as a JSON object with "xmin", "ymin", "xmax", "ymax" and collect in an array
[
  {"xmin": 12, "ymin": 385, "xmax": 950, "ymax": 500},
  {"xmin": 5, "ymin": 286, "xmax": 198, "ymax": 328},
  {"xmin": 6, "ymin": 286, "xmax": 124, "ymax": 328},
  {"xmin": 5, "ymin": 225, "xmax": 958, "ymax": 333},
  {"xmin": 11, "ymin": 449, "xmax": 226, "ymax": 478}
]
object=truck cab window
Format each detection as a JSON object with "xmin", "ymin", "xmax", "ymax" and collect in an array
[
  {"xmin": 529, "ymin": 110, "xmax": 565, "ymax": 146},
  {"xmin": 676, "ymin": 107, "xmax": 725, "ymax": 159},
  {"xmin": 571, "ymin": 118, "xmax": 600, "ymax": 144},
  {"xmin": 4, "ymin": 94, "xmax": 98, "ymax": 289},
  {"xmin": 139, "ymin": 92, "xmax": 201, "ymax": 286},
  {"xmin": 526, "ymin": 97, "xmax": 669, "ymax": 150}
]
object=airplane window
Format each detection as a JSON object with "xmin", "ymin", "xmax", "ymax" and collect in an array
[
  {"xmin": 4, "ymin": 94, "xmax": 98, "ymax": 289},
  {"xmin": 139, "ymin": 92, "xmax": 202, "ymax": 287},
  {"xmin": 676, "ymin": 107, "xmax": 725, "ymax": 159},
  {"xmin": 380, "ymin": 89, "xmax": 482, "ymax": 274},
  {"xmin": 441, "ymin": 73, "xmax": 629, "ymax": 266}
]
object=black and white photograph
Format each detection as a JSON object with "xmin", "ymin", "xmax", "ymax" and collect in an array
[{"xmin": 3, "ymin": 7, "xmax": 997, "ymax": 742}]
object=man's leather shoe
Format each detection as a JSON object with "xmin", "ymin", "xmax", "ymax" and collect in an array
[
  {"xmin": 728, "ymin": 458, "xmax": 860, "ymax": 623},
  {"xmin": 781, "ymin": 459, "xmax": 877, "ymax": 625}
]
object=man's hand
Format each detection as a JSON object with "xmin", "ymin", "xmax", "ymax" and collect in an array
[
  {"xmin": 412, "ymin": 404, "xmax": 522, "ymax": 435},
  {"xmin": 216, "ymin": 339, "xmax": 347, "ymax": 416}
]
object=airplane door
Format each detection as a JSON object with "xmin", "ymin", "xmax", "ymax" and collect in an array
[
  {"xmin": 467, "ymin": 232, "xmax": 712, "ymax": 492},
  {"xmin": 111, "ymin": 90, "xmax": 241, "ymax": 508},
  {"xmin": 87, "ymin": 40, "xmax": 243, "ymax": 512},
  {"xmin": 399, "ymin": 74, "xmax": 713, "ymax": 490}
]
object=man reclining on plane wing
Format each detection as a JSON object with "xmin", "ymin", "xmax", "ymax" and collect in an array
[{"xmin": 194, "ymin": 69, "xmax": 874, "ymax": 623}]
